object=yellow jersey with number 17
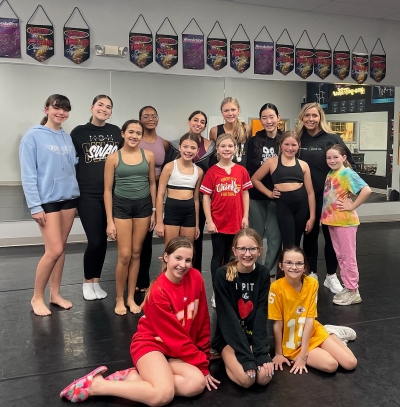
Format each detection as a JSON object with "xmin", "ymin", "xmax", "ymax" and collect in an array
[{"xmin": 268, "ymin": 276, "xmax": 329, "ymax": 359}]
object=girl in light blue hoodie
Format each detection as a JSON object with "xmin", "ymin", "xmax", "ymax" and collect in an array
[{"xmin": 19, "ymin": 94, "xmax": 79, "ymax": 317}]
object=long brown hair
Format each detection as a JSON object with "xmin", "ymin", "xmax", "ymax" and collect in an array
[
  {"xmin": 221, "ymin": 97, "xmax": 247, "ymax": 144},
  {"xmin": 226, "ymin": 228, "xmax": 262, "ymax": 282},
  {"xmin": 296, "ymin": 102, "xmax": 333, "ymax": 137},
  {"xmin": 143, "ymin": 236, "xmax": 194, "ymax": 304},
  {"xmin": 326, "ymin": 144, "xmax": 352, "ymax": 168},
  {"xmin": 276, "ymin": 246, "xmax": 309, "ymax": 281},
  {"xmin": 40, "ymin": 94, "xmax": 71, "ymax": 125}
]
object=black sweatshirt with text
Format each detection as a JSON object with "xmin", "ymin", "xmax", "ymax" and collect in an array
[{"xmin": 212, "ymin": 263, "xmax": 272, "ymax": 371}]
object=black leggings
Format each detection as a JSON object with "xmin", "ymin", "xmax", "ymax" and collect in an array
[
  {"xmin": 77, "ymin": 196, "xmax": 108, "ymax": 280},
  {"xmin": 276, "ymin": 186, "xmax": 309, "ymax": 248},
  {"xmin": 193, "ymin": 201, "xmax": 206, "ymax": 272},
  {"xmin": 303, "ymin": 193, "xmax": 338, "ymax": 275},
  {"xmin": 137, "ymin": 230, "xmax": 152, "ymax": 289},
  {"xmin": 211, "ymin": 233, "xmax": 235, "ymax": 286}
]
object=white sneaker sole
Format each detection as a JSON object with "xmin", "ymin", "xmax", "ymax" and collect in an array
[
  {"xmin": 333, "ymin": 295, "xmax": 362, "ymax": 306},
  {"xmin": 324, "ymin": 325, "xmax": 357, "ymax": 341},
  {"xmin": 323, "ymin": 279, "xmax": 343, "ymax": 294}
]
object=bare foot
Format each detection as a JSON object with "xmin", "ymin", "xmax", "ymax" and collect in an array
[
  {"xmin": 115, "ymin": 299, "xmax": 127, "ymax": 315},
  {"xmin": 49, "ymin": 294, "xmax": 72, "ymax": 310},
  {"xmin": 126, "ymin": 369, "xmax": 142, "ymax": 382},
  {"xmin": 89, "ymin": 374, "xmax": 106, "ymax": 397},
  {"xmin": 126, "ymin": 299, "xmax": 141, "ymax": 314},
  {"xmin": 31, "ymin": 297, "xmax": 51, "ymax": 316}
]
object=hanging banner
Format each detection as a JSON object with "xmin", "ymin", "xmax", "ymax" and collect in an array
[
  {"xmin": 182, "ymin": 33, "xmax": 204, "ymax": 69},
  {"xmin": 295, "ymin": 48, "xmax": 314, "ymax": 79},
  {"xmin": 370, "ymin": 54, "xmax": 386, "ymax": 83},
  {"xmin": 0, "ymin": 16, "xmax": 20, "ymax": 57},
  {"xmin": 333, "ymin": 51, "xmax": 350, "ymax": 80},
  {"xmin": 314, "ymin": 49, "xmax": 332, "ymax": 80},
  {"xmin": 276, "ymin": 44, "xmax": 294, "ymax": 75},
  {"xmin": 207, "ymin": 38, "xmax": 227, "ymax": 70},
  {"xmin": 26, "ymin": 24, "xmax": 54, "ymax": 62},
  {"xmin": 351, "ymin": 53, "xmax": 368, "ymax": 84},
  {"xmin": 64, "ymin": 27, "xmax": 90, "ymax": 64},
  {"xmin": 155, "ymin": 34, "xmax": 178, "ymax": 69},
  {"xmin": 230, "ymin": 40, "xmax": 250, "ymax": 73},
  {"xmin": 129, "ymin": 33, "xmax": 153, "ymax": 68},
  {"xmin": 254, "ymin": 41, "xmax": 274, "ymax": 75}
]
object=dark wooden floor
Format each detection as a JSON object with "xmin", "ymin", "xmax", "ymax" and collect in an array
[{"xmin": 1, "ymin": 222, "xmax": 399, "ymax": 407}]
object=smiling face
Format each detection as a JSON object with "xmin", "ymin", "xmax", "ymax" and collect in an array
[
  {"xmin": 279, "ymin": 250, "xmax": 306, "ymax": 282},
  {"xmin": 44, "ymin": 104, "xmax": 70, "ymax": 128},
  {"xmin": 179, "ymin": 139, "xmax": 199, "ymax": 161},
  {"xmin": 326, "ymin": 148, "xmax": 346, "ymax": 171},
  {"xmin": 233, "ymin": 235, "xmax": 260, "ymax": 269},
  {"xmin": 140, "ymin": 107, "xmax": 159, "ymax": 131},
  {"xmin": 302, "ymin": 107, "xmax": 321, "ymax": 135},
  {"xmin": 164, "ymin": 247, "xmax": 193, "ymax": 283},
  {"xmin": 280, "ymin": 136, "xmax": 299, "ymax": 158},
  {"xmin": 260, "ymin": 108, "xmax": 280, "ymax": 135},
  {"xmin": 221, "ymin": 102, "xmax": 240, "ymax": 124},
  {"xmin": 188, "ymin": 113, "xmax": 206, "ymax": 135},
  {"xmin": 122, "ymin": 123, "xmax": 143, "ymax": 148},
  {"xmin": 90, "ymin": 98, "xmax": 112, "ymax": 123},
  {"xmin": 216, "ymin": 136, "xmax": 236, "ymax": 160}
]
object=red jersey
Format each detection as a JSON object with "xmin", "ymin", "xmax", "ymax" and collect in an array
[
  {"xmin": 200, "ymin": 164, "xmax": 252, "ymax": 234},
  {"xmin": 130, "ymin": 268, "xmax": 210, "ymax": 375}
]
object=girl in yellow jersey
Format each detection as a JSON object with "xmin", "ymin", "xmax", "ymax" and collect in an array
[{"xmin": 268, "ymin": 246, "xmax": 357, "ymax": 374}]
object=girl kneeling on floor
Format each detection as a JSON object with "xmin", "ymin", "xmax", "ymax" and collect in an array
[
  {"xmin": 212, "ymin": 228, "xmax": 274, "ymax": 387},
  {"xmin": 269, "ymin": 246, "xmax": 358, "ymax": 374},
  {"xmin": 60, "ymin": 236, "xmax": 219, "ymax": 405}
]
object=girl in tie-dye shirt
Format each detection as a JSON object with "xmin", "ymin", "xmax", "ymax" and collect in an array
[{"xmin": 321, "ymin": 144, "xmax": 371, "ymax": 306}]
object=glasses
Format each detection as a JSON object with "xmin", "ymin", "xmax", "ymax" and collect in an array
[
  {"xmin": 282, "ymin": 261, "xmax": 305, "ymax": 269},
  {"xmin": 235, "ymin": 247, "xmax": 260, "ymax": 255},
  {"xmin": 141, "ymin": 115, "xmax": 158, "ymax": 120}
]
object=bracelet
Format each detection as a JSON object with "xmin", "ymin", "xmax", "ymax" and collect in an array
[
  {"xmin": 152, "ymin": 208, "xmax": 156, "ymax": 212},
  {"xmin": 300, "ymin": 355, "xmax": 308, "ymax": 362}
]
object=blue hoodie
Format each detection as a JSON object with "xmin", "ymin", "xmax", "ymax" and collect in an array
[{"xmin": 19, "ymin": 126, "xmax": 80, "ymax": 214}]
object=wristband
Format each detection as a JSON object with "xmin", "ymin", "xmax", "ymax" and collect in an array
[{"xmin": 152, "ymin": 208, "xmax": 156, "ymax": 212}]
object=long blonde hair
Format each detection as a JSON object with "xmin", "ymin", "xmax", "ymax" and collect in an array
[
  {"xmin": 296, "ymin": 102, "xmax": 333, "ymax": 137},
  {"xmin": 221, "ymin": 97, "xmax": 247, "ymax": 144},
  {"xmin": 226, "ymin": 228, "xmax": 262, "ymax": 282},
  {"xmin": 215, "ymin": 133, "xmax": 237, "ymax": 161}
]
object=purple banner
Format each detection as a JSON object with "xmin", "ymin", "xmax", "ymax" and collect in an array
[
  {"xmin": 26, "ymin": 24, "xmax": 54, "ymax": 62},
  {"xmin": 352, "ymin": 53, "xmax": 368, "ymax": 84},
  {"xmin": 207, "ymin": 38, "xmax": 227, "ymax": 71},
  {"xmin": 156, "ymin": 34, "xmax": 178, "ymax": 69},
  {"xmin": 254, "ymin": 41, "xmax": 274, "ymax": 75},
  {"xmin": 275, "ymin": 44, "xmax": 294, "ymax": 76},
  {"xmin": 64, "ymin": 27, "xmax": 90, "ymax": 64},
  {"xmin": 129, "ymin": 33, "xmax": 153, "ymax": 68},
  {"xmin": 0, "ymin": 17, "xmax": 20, "ymax": 58},
  {"xmin": 314, "ymin": 49, "xmax": 331, "ymax": 80},
  {"xmin": 370, "ymin": 54, "xmax": 386, "ymax": 83},
  {"xmin": 295, "ymin": 47, "xmax": 314, "ymax": 79},
  {"xmin": 182, "ymin": 33, "xmax": 204, "ymax": 70}
]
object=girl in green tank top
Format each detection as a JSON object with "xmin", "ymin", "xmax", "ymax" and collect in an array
[{"xmin": 104, "ymin": 120, "xmax": 156, "ymax": 316}]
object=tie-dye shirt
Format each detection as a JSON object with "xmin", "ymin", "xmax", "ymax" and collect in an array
[{"xmin": 321, "ymin": 167, "xmax": 367, "ymax": 227}]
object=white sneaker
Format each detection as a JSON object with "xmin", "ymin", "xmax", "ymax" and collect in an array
[
  {"xmin": 333, "ymin": 288, "xmax": 362, "ymax": 305},
  {"xmin": 211, "ymin": 292, "xmax": 216, "ymax": 308},
  {"xmin": 309, "ymin": 272, "xmax": 318, "ymax": 281},
  {"xmin": 324, "ymin": 274, "xmax": 343, "ymax": 294},
  {"xmin": 324, "ymin": 325, "xmax": 357, "ymax": 341}
]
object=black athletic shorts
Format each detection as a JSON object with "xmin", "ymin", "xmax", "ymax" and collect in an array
[
  {"xmin": 113, "ymin": 194, "xmax": 152, "ymax": 219},
  {"xmin": 164, "ymin": 197, "xmax": 196, "ymax": 227},
  {"xmin": 42, "ymin": 198, "xmax": 78, "ymax": 214}
]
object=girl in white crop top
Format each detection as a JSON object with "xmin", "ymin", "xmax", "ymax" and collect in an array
[{"xmin": 156, "ymin": 133, "xmax": 204, "ymax": 247}]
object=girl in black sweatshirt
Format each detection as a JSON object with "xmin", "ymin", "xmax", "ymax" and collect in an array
[{"xmin": 212, "ymin": 228, "xmax": 274, "ymax": 388}]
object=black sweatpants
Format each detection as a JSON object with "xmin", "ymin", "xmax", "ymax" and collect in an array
[
  {"xmin": 276, "ymin": 186, "xmax": 309, "ymax": 248},
  {"xmin": 303, "ymin": 193, "xmax": 338, "ymax": 275},
  {"xmin": 210, "ymin": 232, "xmax": 235, "ymax": 286},
  {"xmin": 77, "ymin": 196, "xmax": 108, "ymax": 280}
]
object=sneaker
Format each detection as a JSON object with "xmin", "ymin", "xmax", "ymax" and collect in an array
[
  {"xmin": 309, "ymin": 272, "xmax": 318, "ymax": 281},
  {"xmin": 333, "ymin": 288, "xmax": 362, "ymax": 305},
  {"xmin": 324, "ymin": 274, "xmax": 343, "ymax": 294},
  {"xmin": 324, "ymin": 325, "xmax": 357, "ymax": 341},
  {"xmin": 211, "ymin": 292, "xmax": 216, "ymax": 308}
]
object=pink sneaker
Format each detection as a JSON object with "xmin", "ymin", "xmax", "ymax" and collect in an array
[
  {"xmin": 60, "ymin": 366, "xmax": 108, "ymax": 402},
  {"xmin": 104, "ymin": 367, "xmax": 137, "ymax": 381}
]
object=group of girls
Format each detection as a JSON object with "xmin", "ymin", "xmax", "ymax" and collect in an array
[{"xmin": 59, "ymin": 231, "xmax": 358, "ymax": 405}]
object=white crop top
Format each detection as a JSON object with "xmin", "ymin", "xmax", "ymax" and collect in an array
[{"xmin": 167, "ymin": 160, "xmax": 198, "ymax": 191}]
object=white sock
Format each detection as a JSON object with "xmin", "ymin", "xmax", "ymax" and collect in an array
[
  {"xmin": 83, "ymin": 282, "xmax": 97, "ymax": 300},
  {"xmin": 93, "ymin": 282, "xmax": 107, "ymax": 299}
]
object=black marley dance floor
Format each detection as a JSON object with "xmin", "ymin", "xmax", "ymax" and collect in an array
[{"xmin": 1, "ymin": 222, "xmax": 399, "ymax": 407}]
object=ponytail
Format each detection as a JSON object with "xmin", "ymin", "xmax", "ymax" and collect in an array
[
  {"xmin": 40, "ymin": 116, "xmax": 48, "ymax": 125},
  {"xmin": 226, "ymin": 259, "xmax": 239, "ymax": 282}
]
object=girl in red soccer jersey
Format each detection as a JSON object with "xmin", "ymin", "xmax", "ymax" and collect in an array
[
  {"xmin": 200, "ymin": 133, "xmax": 252, "ymax": 291},
  {"xmin": 60, "ymin": 236, "xmax": 219, "ymax": 405},
  {"xmin": 269, "ymin": 246, "xmax": 358, "ymax": 375}
]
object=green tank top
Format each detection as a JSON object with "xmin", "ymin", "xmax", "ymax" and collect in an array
[{"xmin": 114, "ymin": 149, "xmax": 150, "ymax": 199}]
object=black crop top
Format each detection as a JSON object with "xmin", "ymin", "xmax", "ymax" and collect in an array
[{"xmin": 271, "ymin": 155, "xmax": 304, "ymax": 184}]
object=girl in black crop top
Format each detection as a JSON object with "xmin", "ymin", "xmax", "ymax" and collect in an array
[{"xmin": 251, "ymin": 131, "xmax": 316, "ymax": 249}]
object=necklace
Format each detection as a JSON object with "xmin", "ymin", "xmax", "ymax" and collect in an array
[{"xmin": 236, "ymin": 143, "xmax": 245, "ymax": 162}]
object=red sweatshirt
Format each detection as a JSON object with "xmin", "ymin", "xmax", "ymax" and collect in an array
[{"xmin": 131, "ymin": 268, "xmax": 210, "ymax": 375}]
